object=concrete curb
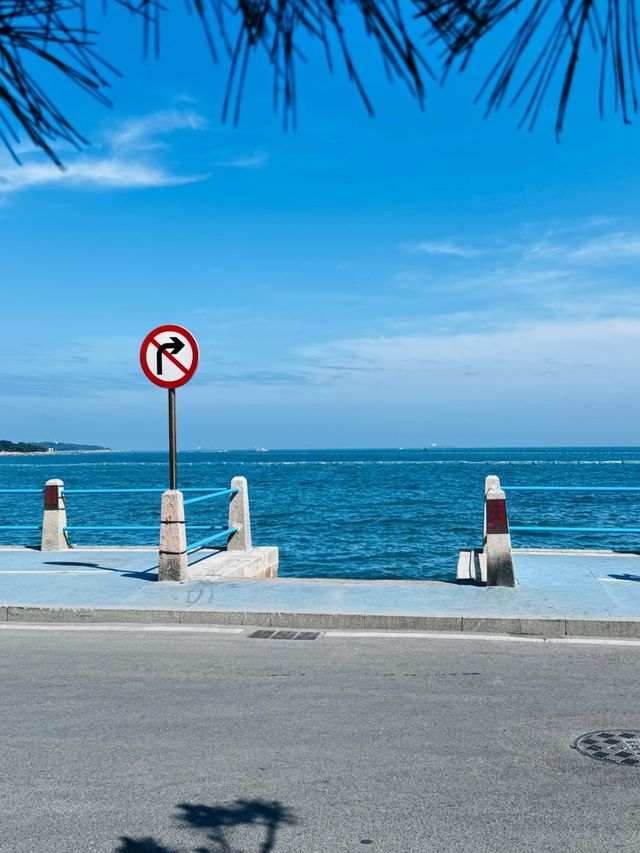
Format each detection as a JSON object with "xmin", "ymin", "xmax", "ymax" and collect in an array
[{"xmin": 2, "ymin": 605, "xmax": 640, "ymax": 638}]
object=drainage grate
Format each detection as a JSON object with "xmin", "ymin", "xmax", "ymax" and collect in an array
[
  {"xmin": 573, "ymin": 730, "xmax": 640, "ymax": 766},
  {"xmin": 247, "ymin": 629, "xmax": 321, "ymax": 641}
]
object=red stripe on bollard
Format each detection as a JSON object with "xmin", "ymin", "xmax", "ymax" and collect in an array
[
  {"xmin": 44, "ymin": 485, "xmax": 59, "ymax": 510},
  {"xmin": 486, "ymin": 498, "xmax": 509, "ymax": 534}
]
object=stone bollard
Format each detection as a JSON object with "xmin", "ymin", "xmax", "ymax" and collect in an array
[
  {"xmin": 158, "ymin": 490, "xmax": 188, "ymax": 581},
  {"xmin": 227, "ymin": 476, "xmax": 252, "ymax": 551},
  {"xmin": 484, "ymin": 478, "xmax": 515, "ymax": 587},
  {"xmin": 41, "ymin": 479, "xmax": 69, "ymax": 551}
]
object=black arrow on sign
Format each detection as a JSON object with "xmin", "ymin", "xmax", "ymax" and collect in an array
[{"xmin": 156, "ymin": 336, "xmax": 185, "ymax": 375}]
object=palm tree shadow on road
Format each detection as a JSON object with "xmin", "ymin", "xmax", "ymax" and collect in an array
[{"xmin": 116, "ymin": 799, "xmax": 296, "ymax": 853}]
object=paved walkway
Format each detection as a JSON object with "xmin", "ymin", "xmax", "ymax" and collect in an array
[{"xmin": 1, "ymin": 547, "xmax": 640, "ymax": 636}]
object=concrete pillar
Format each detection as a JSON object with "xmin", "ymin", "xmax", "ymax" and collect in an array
[
  {"xmin": 158, "ymin": 490, "xmax": 187, "ymax": 581},
  {"xmin": 485, "ymin": 485, "xmax": 515, "ymax": 587},
  {"xmin": 41, "ymin": 479, "xmax": 69, "ymax": 551},
  {"xmin": 227, "ymin": 476, "xmax": 252, "ymax": 551}
]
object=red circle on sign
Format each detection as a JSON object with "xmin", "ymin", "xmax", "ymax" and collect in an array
[{"xmin": 139, "ymin": 324, "xmax": 199, "ymax": 389}]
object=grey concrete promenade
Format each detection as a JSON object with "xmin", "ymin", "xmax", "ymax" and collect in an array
[
  {"xmin": 0, "ymin": 627, "xmax": 638, "ymax": 852},
  {"xmin": 1, "ymin": 547, "xmax": 640, "ymax": 637}
]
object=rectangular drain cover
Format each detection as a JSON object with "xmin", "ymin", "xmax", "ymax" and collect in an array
[{"xmin": 247, "ymin": 629, "xmax": 321, "ymax": 641}]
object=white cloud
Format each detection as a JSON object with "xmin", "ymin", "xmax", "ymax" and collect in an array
[
  {"xmin": 107, "ymin": 109, "xmax": 208, "ymax": 151},
  {"xmin": 516, "ymin": 228, "xmax": 640, "ymax": 264},
  {"xmin": 211, "ymin": 151, "xmax": 268, "ymax": 168},
  {"xmin": 297, "ymin": 317, "xmax": 640, "ymax": 394},
  {"xmin": 404, "ymin": 240, "xmax": 481, "ymax": 258},
  {"xmin": 567, "ymin": 231, "xmax": 640, "ymax": 262},
  {"xmin": 0, "ymin": 107, "xmax": 211, "ymax": 195},
  {"xmin": 0, "ymin": 106, "xmax": 269, "ymax": 195},
  {"xmin": 0, "ymin": 159, "xmax": 206, "ymax": 194},
  {"xmin": 581, "ymin": 215, "xmax": 617, "ymax": 229}
]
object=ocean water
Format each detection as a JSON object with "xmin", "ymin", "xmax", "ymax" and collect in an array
[{"xmin": 1, "ymin": 448, "xmax": 640, "ymax": 581}]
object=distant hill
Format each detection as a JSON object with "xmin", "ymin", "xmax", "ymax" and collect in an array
[
  {"xmin": 0, "ymin": 440, "xmax": 110, "ymax": 453},
  {"xmin": 0, "ymin": 440, "xmax": 47, "ymax": 453}
]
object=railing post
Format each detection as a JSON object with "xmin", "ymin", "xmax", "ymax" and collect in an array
[
  {"xmin": 41, "ymin": 479, "xmax": 69, "ymax": 551},
  {"xmin": 484, "ymin": 478, "xmax": 515, "ymax": 587},
  {"xmin": 227, "ymin": 476, "xmax": 252, "ymax": 551},
  {"xmin": 159, "ymin": 490, "xmax": 187, "ymax": 581}
]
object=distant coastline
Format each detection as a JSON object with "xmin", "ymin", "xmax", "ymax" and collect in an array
[
  {"xmin": 0, "ymin": 449, "xmax": 113, "ymax": 457},
  {"xmin": 0, "ymin": 440, "xmax": 111, "ymax": 456}
]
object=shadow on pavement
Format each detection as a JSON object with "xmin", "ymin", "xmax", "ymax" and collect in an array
[
  {"xmin": 43, "ymin": 560, "xmax": 158, "ymax": 581},
  {"xmin": 116, "ymin": 799, "xmax": 296, "ymax": 853}
]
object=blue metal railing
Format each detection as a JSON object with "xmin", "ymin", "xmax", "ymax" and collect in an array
[
  {"xmin": 504, "ymin": 486, "xmax": 640, "ymax": 492},
  {"xmin": 0, "ymin": 486, "xmax": 239, "ymax": 552},
  {"xmin": 502, "ymin": 485, "xmax": 640, "ymax": 536},
  {"xmin": 186, "ymin": 528, "xmax": 237, "ymax": 552}
]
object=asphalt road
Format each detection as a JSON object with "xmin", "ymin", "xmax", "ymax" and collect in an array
[{"xmin": 0, "ymin": 626, "xmax": 639, "ymax": 853}]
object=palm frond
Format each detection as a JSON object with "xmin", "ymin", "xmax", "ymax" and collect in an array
[
  {"xmin": 418, "ymin": 0, "xmax": 640, "ymax": 134},
  {"xmin": 0, "ymin": 0, "xmax": 430, "ymax": 162},
  {"xmin": 1, "ymin": 0, "xmax": 638, "ymax": 164}
]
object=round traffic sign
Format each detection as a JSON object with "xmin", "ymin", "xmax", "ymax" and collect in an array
[{"xmin": 140, "ymin": 325, "xmax": 199, "ymax": 389}]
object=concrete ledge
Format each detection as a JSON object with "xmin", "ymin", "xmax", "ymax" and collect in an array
[
  {"xmin": 364, "ymin": 614, "xmax": 463, "ymax": 632},
  {"xmin": 3, "ymin": 605, "xmax": 640, "ymax": 638},
  {"xmin": 6, "ymin": 606, "xmax": 182, "ymax": 624},
  {"xmin": 564, "ymin": 619, "xmax": 640, "ymax": 638},
  {"xmin": 177, "ymin": 610, "xmax": 272, "ymax": 627},
  {"xmin": 462, "ymin": 617, "xmax": 566, "ymax": 638},
  {"xmin": 268, "ymin": 611, "xmax": 366, "ymax": 630},
  {"xmin": 7, "ymin": 606, "xmax": 95, "ymax": 623},
  {"xmin": 456, "ymin": 550, "xmax": 486, "ymax": 585},
  {"xmin": 186, "ymin": 547, "xmax": 279, "ymax": 580}
]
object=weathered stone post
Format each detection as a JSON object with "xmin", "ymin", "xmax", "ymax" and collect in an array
[
  {"xmin": 227, "ymin": 476, "xmax": 252, "ymax": 551},
  {"xmin": 484, "ymin": 477, "xmax": 515, "ymax": 587},
  {"xmin": 41, "ymin": 479, "xmax": 69, "ymax": 551},
  {"xmin": 158, "ymin": 490, "xmax": 188, "ymax": 581}
]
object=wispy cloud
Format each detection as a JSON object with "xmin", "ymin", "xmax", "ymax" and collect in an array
[
  {"xmin": 107, "ymin": 109, "xmax": 208, "ymax": 151},
  {"xmin": 567, "ymin": 231, "xmax": 640, "ymax": 262},
  {"xmin": 395, "ymin": 219, "xmax": 640, "ymax": 334},
  {"xmin": 210, "ymin": 151, "xmax": 268, "ymax": 168},
  {"xmin": 0, "ymin": 159, "xmax": 205, "ymax": 194},
  {"xmin": 510, "ymin": 226, "xmax": 640, "ymax": 264},
  {"xmin": 0, "ymin": 107, "xmax": 211, "ymax": 196},
  {"xmin": 297, "ymin": 317, "xmax": 640, "ymax": 392},
  {"xmin": 403, "ymin": 240, "xmax": 481, "ymax": 258}
]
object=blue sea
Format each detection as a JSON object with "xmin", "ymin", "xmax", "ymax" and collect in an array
[{"xmin": 1, "ymin": 448, "xmax": 640, "ymax": 581}]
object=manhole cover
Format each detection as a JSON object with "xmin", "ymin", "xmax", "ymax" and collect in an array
[{"xmin": 573, "ymin": 730, "xmax": 640, "ymax": 766}]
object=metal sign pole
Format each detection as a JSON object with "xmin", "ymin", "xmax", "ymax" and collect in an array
[
  {"xmin": 140, "ymin": 324, "xmax": 198, "ymax": 491},
  {"xmin": 168, "ymin": 387, "xmax": 177, "ymax": 490}
]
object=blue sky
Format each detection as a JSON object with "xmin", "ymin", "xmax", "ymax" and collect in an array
[{"xmin": 2, "ymin": 7, "xmax": 640, "ymax": 449}]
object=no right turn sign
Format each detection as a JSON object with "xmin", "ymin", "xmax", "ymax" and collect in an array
[{"xmin": 139, "ymin": 324, "xmax": 199, "ymax": 389}]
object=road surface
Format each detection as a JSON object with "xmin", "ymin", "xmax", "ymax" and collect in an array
[{"xmin": 0, "ymin": 626, "xmax": 638, "ymax": 852}]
